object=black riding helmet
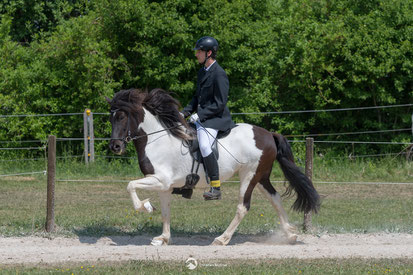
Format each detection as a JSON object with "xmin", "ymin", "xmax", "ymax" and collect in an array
[
  {"xmin": 194, "ymin": 36, "xmax": 219, "ymax": 65},
  {"xmin": 193, "ymin": 36, "xmax": 219, "ymax": 53}
]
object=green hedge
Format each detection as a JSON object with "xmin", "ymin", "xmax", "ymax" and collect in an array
[{"xmin": 0, "ymin": 0, "xmax": 412, "ymax": 155}]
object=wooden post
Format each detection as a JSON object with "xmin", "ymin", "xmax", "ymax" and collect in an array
[
  {"xmin": 45, "ymin": 135, "xmax": 56, "ymax": 232},
  {"xmin": 88, "ymin": 110, "xmax": 95, "ymax": 162},
  {"xmin": 83, "ymin": 109, "xmax": 89, "ymax": 164},
  {"xmin": 304, "ymin": 137, "xmax": 314, "ymax": 232},
  {"xmin": 409, "ymin": 112, "xmax": 413, "ymax": 161},
  {"xmin": 83, "ymin": 108, "xmax": 95, "ymax": 164}
]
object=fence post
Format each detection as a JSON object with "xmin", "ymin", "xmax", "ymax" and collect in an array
[
  {"xmin": 304, "ymin": 137, "xmax": 314, "ymax": 232},
  {"xmin": 408, "ymin": 112, "xmax": 413, "ymax": 161},
  {"xmin": 83, "ymin": 109, "xmax": 89, "ymax": 164},
  {"xmin": 88, "ymin": 110, "xmax": 95, "ymax": 162},
  {"xmin": 83, "ymin": 108, "xmax": 94, "ymax": 164},
  {"xmin": 45, "ymin": 135, "xmax": 56, "ymax": 232}
]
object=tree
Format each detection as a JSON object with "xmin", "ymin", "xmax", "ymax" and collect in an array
[{"xmin": 1, "ymin": 0, "xmax": 412, "ymax": 156}]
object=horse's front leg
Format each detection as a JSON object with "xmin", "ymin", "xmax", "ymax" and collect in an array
[
  {"xmin": 127, "ymin": 175, "xmax": 167, "ymax": 213},
  {"xmin": 150, "ymin": 191, "xmax": 172, "ymax": 246}
]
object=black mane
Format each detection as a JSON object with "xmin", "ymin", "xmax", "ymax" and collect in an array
[{"xmin": 111, "ymin": 88, "xmax": 192, "ymax": 140}]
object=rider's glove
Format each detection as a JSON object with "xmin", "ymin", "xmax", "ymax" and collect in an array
[{"xmin": 189, "ymin": 113, "xmax": 199, "ymax": 123}]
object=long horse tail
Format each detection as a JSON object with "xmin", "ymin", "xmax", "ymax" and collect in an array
[{"xmin": 273, "ymin": 133, "xmax": 320, "ymax": 213}]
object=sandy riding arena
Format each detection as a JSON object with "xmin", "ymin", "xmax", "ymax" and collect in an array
[{"xmin": 1, "ymin": 233, "xmax": 412, "ymax": 265}]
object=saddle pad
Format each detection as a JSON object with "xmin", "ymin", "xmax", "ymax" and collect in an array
[{"xmin": 186, "ymin": 123, "xmax": 237, "ymax": 162}]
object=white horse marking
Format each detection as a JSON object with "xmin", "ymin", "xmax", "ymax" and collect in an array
[{"xmin": 108, "ymin": 89, "xmax": 320, "ymax": 246}]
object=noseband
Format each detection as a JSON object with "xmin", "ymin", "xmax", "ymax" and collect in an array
[{"xmin": 110, "ymin": 108, "xmax": 141, "ymax": 143}]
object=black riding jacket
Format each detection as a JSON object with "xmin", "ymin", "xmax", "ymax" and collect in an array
[{"xmin": 183, "ymin": 62, "xmax": 235, "ymax": 131}]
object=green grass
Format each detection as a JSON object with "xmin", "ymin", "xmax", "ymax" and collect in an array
[
  {"xmin": 1, "ymin": 259, "xmax": 413, "ymax": 274},
  {"xmin": 1, "ymin": 157, "xmax": 412, "ymax": 273},
  {"xmin": 0, "ymin": 157, "xmax": 412, "ymax": 237},
  {"xmin": 313, "ymin": 156, "xmax": 413, "ymax": 183}
]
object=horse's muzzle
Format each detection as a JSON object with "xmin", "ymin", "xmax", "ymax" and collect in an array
[{"xmin": 109, "ymin": 139, "xmax": 125, "ymax": 155}]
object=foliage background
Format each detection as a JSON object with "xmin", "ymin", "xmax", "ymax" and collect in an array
[{"xmin": 0, "ymin": 0, "xmax": 412, "ymax": 155}]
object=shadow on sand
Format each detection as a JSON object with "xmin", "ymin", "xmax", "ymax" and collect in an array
[{"xmin": 73, "ymin": 225, "xmax": 303, "ymax": 246}]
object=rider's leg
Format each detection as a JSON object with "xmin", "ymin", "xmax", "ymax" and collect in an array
[
  {"xmin": 196, "ymin": 123, "xmax": 221, "ymax": 200},
  {"xmin": 202, "ymin": 152, "xmax": 220, "ymax": 194}
]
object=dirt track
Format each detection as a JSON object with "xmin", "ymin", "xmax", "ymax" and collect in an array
[{"xmin": 1, "ymin": 233, "xmax": 413, "ymax": 265}]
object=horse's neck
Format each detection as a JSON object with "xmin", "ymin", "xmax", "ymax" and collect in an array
[
  {"xmin": 140, "ymin": 108, "xmax": 164, "ymax": 135},
  {"xmin": 135, "ymin": 108, "xmax": 183, "ymax": 169}
]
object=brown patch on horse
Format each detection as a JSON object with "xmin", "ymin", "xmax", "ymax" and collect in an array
[
  {"xmin": 109, "ymin": 88, "xmax": 192, "ymax": 176},
  {"xmin": 109, "ymin": 89, "xmax": 151, "ymax": 173},
  {"xmin": 132, "ymin": 129, "xmax": 155, "ymax": 175},
  {"xmin": 243, "ymin": 126, "xmax": 278, "ymax": 210},
  {"xmin": 120, "ymin": 97, "xmax": 153, "ymax": 175}
]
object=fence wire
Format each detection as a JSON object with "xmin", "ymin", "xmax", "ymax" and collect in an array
[
  {"xmin": 0, "ymin": 103, "xmax": 412, "ymax": 118},
  {"xmin": 54, "ymin": 179, "xmax": 413, "ymax": 185},
  {"xmin": 0, "ymin": 171, "xmax": 46, "ymax": 177}
]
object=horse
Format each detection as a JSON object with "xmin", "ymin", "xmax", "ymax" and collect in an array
[{"xmin": 106, "ymin": 88, "xmax": 320, "ymax": 246}]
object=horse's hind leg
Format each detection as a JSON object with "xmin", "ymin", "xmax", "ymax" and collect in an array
[
  {"xmin": 258, "ymin": 179, "xmax": 298, "ymax": 243},
  {"xmin": 212, "ymin": 169, "xmax": 258, "ymax": 246}
]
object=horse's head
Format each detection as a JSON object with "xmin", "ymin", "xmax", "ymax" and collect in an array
[
  {"xmin": 106, "ymin": 88, "xmax": 193, "ymax": 155},
  {"xmin": 106, "ymin": 89, "xmax": 145, "ymax": 155}
]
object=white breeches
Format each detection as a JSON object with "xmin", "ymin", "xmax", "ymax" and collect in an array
[{"xmin": 195, "ymin": 122, "xmax": 218, "ymax": 157}]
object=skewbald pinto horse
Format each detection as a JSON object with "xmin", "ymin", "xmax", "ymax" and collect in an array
[{"xmin": 106, "ymin": 88, "xmax": 320, "ymax": 246}]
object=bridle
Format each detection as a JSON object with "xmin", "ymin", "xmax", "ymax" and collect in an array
[
  {"xmin": 110, "ymin": 108, "xmax": 183, "ymax": 144},
  {"xmin": 110, "ymin": 108, "xmax": 243, "ymax": 163},
  {"xmin": 124, "ymin": 125, "xmax": 182, "ymax": 144}
]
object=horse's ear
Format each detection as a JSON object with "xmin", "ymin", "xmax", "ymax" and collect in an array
[{"xmin": 105, "ymin": 96, "xmax": 112, "ymax": 105}]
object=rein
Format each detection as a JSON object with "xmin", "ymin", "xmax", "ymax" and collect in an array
[
  {"xmin": 111, "ymin": 108, "xmax": 184, "ymax": 143},
  {"xmin": 123, "ymin": 125, "xmax": 182, "ymax": 143}
]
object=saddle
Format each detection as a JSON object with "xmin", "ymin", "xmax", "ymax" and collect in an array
[
  {"xmin": 188, "ymin": 127, "xmax": 232, "ymax": 162},
  {"xmin": 172, "ymin": 123, "xmax": 232, "ymax": 199}
]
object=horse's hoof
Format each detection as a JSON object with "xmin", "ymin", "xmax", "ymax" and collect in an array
[
  {"xmin": 211, "ymin": 238, "xmax": 226, "ymax": 246},
  {"xmin": 151, "ymin": 235, "xmax": 169, "ymax": 246},
  {"xmin": 144, "ymin": 201, "xmax": 154, "ymax": 213},
  {"xmin": 151, "ymin": 239, "xmax": 164, "ymax": 246},
  {"xmin": 134, "ymin": 199, "xmax": 155, "ymax": 213},
  {"xmin": 285, "ymin": 224, "xmax": 298, "ymax": 233},
  {"xmin": 151, "ymin": 237, "xmax": 168, "ymax": 246},
  {"xmin": 287, "ymin": 234, "xmax": 298, "ymax": 244}
]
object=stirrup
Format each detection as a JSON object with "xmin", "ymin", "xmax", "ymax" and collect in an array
[
  {"xmin": 203, "ymin": 188, "xmax": 221, "ymax": 200},
  {"xmin": 172, "ymin": 188, "xmax": 193, "ymax": 199}
]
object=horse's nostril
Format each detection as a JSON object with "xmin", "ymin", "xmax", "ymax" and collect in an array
[{"xmin": 110, "ymin": 142, "xmax": 121, "ymax": 152}]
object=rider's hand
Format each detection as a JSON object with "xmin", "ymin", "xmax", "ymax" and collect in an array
[{"xmin": 189, "ymin": 113, "xmax": 199, "ymax": 123}]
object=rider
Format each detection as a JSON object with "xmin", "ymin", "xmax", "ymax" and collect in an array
[{"xmin": 182, "ymin": 36, "xmax": 235, "ymax": 200}]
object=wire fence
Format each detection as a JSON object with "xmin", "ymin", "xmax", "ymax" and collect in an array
[
  {"xmin": 0, "ymin": 144, "xmax": 47, "ymax": 177},
  {"xmin": 1, "ymin": 103, "xmax": 412, "ymax": 118},
  {"xmin": 1, "ymin": 103, "xmax": 412, "ymax": 179},
  {"xmin": 1, "ymin": 106, "xmax": 412, "ymax": 239},
  {"xmin": 51, "ymin": 178, "xmax": 413, "ymax": 185},
  {"xmin": 1, "ymin": 141, "xmax": 412, "ymax": 182}
]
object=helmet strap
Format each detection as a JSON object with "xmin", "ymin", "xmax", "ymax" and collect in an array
[{"xmin": 203, "ymin": 51, "xmax": 212, "ymax": 67}]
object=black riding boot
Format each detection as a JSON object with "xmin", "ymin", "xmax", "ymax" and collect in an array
[{"xmin": 202, "ymin": 153, "xmax": 221, "ymax": 200}]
